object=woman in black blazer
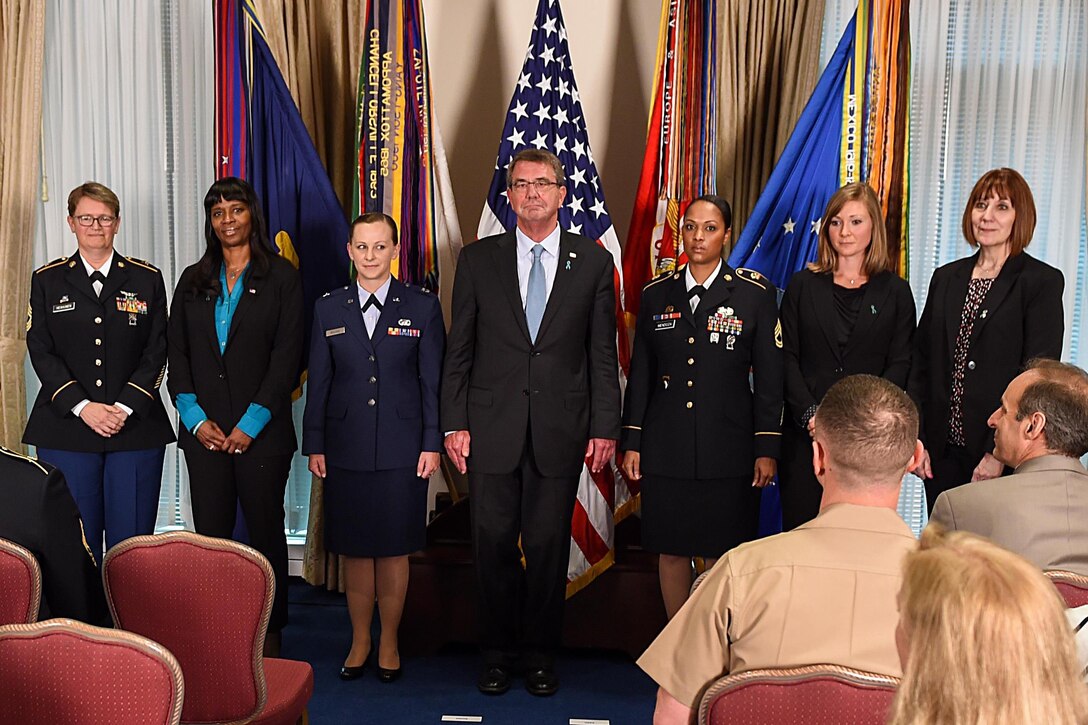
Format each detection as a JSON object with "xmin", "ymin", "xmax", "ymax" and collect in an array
[
  {"xmin": 779, "ymin": 182, "xmax": 915, "ymax": 528},
  {"xmin": 909, "ymin": 168, "xmax": 1064, "ymax": 510},
  {"xmin": 167, "ymin": 177, "xmax": 303, "ymax": 648}
]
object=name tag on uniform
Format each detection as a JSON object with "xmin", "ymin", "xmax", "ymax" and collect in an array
[
  {"xmin": 654, "ymin": 320, "xmax": 676, "ymax": 331},
  {"xmin": 388, "ymin": 327, "xmax": 421, "ymax": 337},
  {"xmin": 325, "ymin": 327, "xmax": 346, "ymax": 337},
  {"xmin": 52, "ymin": 301, "xmax": 76, "ymax": 313}
]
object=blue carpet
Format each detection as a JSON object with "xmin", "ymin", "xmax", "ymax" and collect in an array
[{"xmin": 282, "ymin": 580, "xmax": 658, "ymax": 724}]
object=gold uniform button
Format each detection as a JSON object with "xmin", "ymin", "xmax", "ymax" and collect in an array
[
  {"xmin": 367, "ymin": 399, "xmax": 376, "ymax": 406},
  {"xmin": 687, "ymin": 358, "xmax": 694, "ymax": 365},
  {"xmin": 686, "ymin": 401, "xmax": 693, "ymax": 409},
  {"xmin": 95, "ymin": 359, "xmax": 102, "ymax": 366},
  {"xmin": 95, "ymin": 338, "xmax": 102, "ymax": 345},
  {"xmin": 95, "ymin": 379, "xmax": 102, "ymax": 387},
  {"xmin": 687, "ymin": 380, "xmax": 693, "ymax": 387},
  {"xmin": 687, "ymin": 337, "xmax": 694, "ymax": 344},
  {"xmin": 369, "ymin": 376, "xmax": 377, "ymax": 383},
  {"xmin": 94, "ymin": 317, "xmax": 102, "ymax": 324}
]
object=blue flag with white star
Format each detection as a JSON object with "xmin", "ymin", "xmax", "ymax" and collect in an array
[{"xmin": 726, "ymin": 15, "xmax": 857, "ymax": 288}]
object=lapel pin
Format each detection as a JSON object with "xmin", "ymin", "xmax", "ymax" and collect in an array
[
  {"xmin": 248, "ymin": 288, "xmax": 256, "ymax": 294},
  {"xmin": 565, "ymin": 260, "xmax": 571, "ymax": 270},
  {"xmin": 398, "ymin": 318, "xmax": 411, "ymax": 326},
  {"xmin": 725, "ymin": 274, "xmax": 733, "ymax": 281},
  {"xmin": 871, "ymin": 304, "xmax": 878, "ymax": 314},
  {"xmin": 569, "ymin": 252, "xmax": 577, "ymax": 258},
  {"xmin": 393, "ymin": 296, "xmax": 401, "ymax": 302},
  {"xmin": 980, "ymin": 309, "xmax": 988, "ymax": 318}
]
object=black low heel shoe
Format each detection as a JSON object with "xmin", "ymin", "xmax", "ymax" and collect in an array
[
  {"xmin": 376, "ymin": 665, "xmax": 402, "ymax": 683},
  {"xmin": 339, "ymin": 663, "xmax": 367, "ymax": 681}
]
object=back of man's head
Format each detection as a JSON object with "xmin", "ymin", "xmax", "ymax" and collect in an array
[
  {"xmin": 1021, "ymin": 359, "xmax": 1088, "ymax": 458},
  {"xmin": 814, "ymin": 375, "xmax": 920, "ymax": 496}
]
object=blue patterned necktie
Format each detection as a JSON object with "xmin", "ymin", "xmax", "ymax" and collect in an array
[{"xmin": 526, "ymin": 244, "xmax": 546, "ymax": 342}]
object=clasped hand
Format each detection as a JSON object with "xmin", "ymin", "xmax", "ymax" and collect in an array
[
  {"xmin": 80, "ymin": 402, "xmax": 128, "ymax": 437},
  {"xmin": 195, "ymin": 420, "xmax": 253, "ymax": 454}
]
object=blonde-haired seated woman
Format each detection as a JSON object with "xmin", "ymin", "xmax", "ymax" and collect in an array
[{"xmin": 890, "ymin": 526, "xmax": 1088, "ymax": 725}]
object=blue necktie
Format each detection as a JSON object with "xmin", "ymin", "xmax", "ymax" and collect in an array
[{"xmin": 526, "ymin": 245, "xmax": 546, "ymax": 342}]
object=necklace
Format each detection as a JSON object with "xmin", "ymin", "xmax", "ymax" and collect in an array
[{"xmin": 226, "ymin": 263, "xmax": 248, "ymax": 280}]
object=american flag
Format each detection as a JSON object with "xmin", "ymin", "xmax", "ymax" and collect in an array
[{"xmin": 478, "ymin": 0, "xmax": 635, "ymax": 596}]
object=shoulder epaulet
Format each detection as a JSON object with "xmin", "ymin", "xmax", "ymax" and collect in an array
[
  {"xmin": 736, "ymin": 267, "xmax": 770, "ymax": 290},
  {"xmin": 643, "ymin": 266, "xmax": 682, "ymax": 292},
  {"xmin": 0, "ymin": 446, "xmax": 49, "ymax": 475},
  {"xmin": 34, "ymin": 256, "xmax": 69, "ymax": 274},
  {"xmin": 121, "ymin": 255, "xmax": 161, "ymax": 273}
]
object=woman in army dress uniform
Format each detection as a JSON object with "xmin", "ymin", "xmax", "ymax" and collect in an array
[
  {"xmin": 620, "ymin": 195, "xmax": 783, "ymax": 619},
  {"xmin": 24, "ymin": 182, "xmax": 174, "ymax": 566},
  {"xmin": 302, "ymin": 213, "xmax": 444, "ymax": 682}
]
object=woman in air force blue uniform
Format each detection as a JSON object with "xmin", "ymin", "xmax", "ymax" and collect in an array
[{"xmin": 303, "ymin": 212, "xmax": 445, "ymax": 682}]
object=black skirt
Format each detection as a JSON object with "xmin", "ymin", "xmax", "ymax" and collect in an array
[
  {"xmin": 323, "ymin": 464, "xmax": 427, "ymax": 557},
  {"xmin": 640, "ymin": 473, "xmax": 761, "ymax": 557}
]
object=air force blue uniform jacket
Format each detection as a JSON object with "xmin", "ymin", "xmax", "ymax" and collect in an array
[{"xmin": 302, "ymin": 278, "xmax": 445, "ymax": 471}]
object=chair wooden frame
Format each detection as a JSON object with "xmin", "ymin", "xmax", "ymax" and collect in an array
[
  {"xmin": 0, "ymin": 537, "xmax": 42, "ymax": 624},
  {"xmin": 0, "ymin": 618, "xmax": 185, "ymax": 725},
  {"xmin": 103, "ymin": 531, "xmax": 275, "ymax": 725},
  {"xmin": 698, "ymin": 663, "xmax": 900, "ymax": 725},
  {"xmin": 1045, "ymin": 569, "xmax": 1088, "ymax": 607}
]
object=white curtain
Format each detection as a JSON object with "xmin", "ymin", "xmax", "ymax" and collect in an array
[
  {"xmin": 32, "ymin": 0, "xmax": 215, "ymax": 531},
  {"xmin": 908, "ymin": 0, "xmax": 1087, "ymax": 365}
]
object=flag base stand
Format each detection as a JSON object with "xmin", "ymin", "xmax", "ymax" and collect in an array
[{"xmin": 401, "ymin": 497, "xmax": 667, "ymax": 659}]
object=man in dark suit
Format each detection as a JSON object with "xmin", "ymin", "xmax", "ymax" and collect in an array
[
  {"xmin": 442, "ymin": 149, "xmax": 621, "ymax": 696},
  {"xmin": 0, "ymin": 446, "xmax": 110, "ymax": 625},
  {"xmin": 929, "ymin": 359, "xmax": 1088, "ymax": 575}
]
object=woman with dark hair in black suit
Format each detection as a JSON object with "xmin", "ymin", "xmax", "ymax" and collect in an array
[
  {"xmin": 167, "ymin": 177, "xmax": 303, "ymax": 652},
  {"xmin": 909, "ymin": 168, "xmax": 1064, "ymax": 511},
  {"xmin": 779, "ymin": 182, "xmax": 915, "ymax": 529}
]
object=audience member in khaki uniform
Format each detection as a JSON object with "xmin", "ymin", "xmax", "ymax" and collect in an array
[
  {"xmin": 639, "ymin": 374, "xmax": 922, "ymax": 723},
  {"xmin": 929, "ymin": 359, "xmax": 1088, "ymax": 575}
]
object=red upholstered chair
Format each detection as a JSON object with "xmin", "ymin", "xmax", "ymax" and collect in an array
[
  {"xmin": 103, "ymin": 532, "xmax": 312, "ymax": 725},
  {"xmin": 0, "ymin": 618, "xmax": 184, "ymax": 725},
  {"xmin": 0, "ymin": 537, "xmax": 42, "ymax": 624},
  {"xmin": 698, "ymin": 664, "xmax": 900, "ymax": 725},
  {"xmin": 1046, "ymin": 570, "xmax": 1088, "ymax": 607}
]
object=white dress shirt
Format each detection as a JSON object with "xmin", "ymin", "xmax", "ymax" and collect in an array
[
  {"xmin": 79, "ymin": 251, "xmax": 114, "ymax": 297},
  {"xmin": 358, "ymin": 276, "xmax": 391, "ymax": 338},
  {"xmin": 684, "ymin": 258, "xmax": 722, "ymax": 312},
  {"xmin": 515, "ymin": 224, "xmax": 561, "ymax": 307}
]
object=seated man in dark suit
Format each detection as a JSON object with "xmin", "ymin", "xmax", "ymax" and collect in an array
[
  {"xmin": 0, "ymin": 445, "xmax": 110, "ymax": 625},
  {"xmin": 929, "ymin": 359, "xmax": 1088, "ymax": 575}
]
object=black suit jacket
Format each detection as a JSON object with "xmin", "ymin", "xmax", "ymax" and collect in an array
[
  {"xmin": 167, "ymin": 255, "xmax": 304, "ymax": 457},
  {"xmin": 23, "ymin": 253, "xmax": 175, "ymax": 452},
  {"xmin": 0, "ymin": 446, "xmax": 110, "ymax": 625},
  {"xmin": 620, "ymin": 264, "xmax": 783, "ymax": 478},
  {"xmin": 908, "ymin": 251, "xmax": 1064, "ymax": 461},
  {"xmin": 780, "ymin": 269, "xmax": 915, "ymax": 427},
  {"xmin": 441, "ymin": 230, "xmax": 621, "ymax": 477}
]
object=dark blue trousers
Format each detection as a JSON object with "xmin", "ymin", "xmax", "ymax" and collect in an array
[{"xmin": 37, "ymin": 447, "xmax": 166, "ymax": 566}]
